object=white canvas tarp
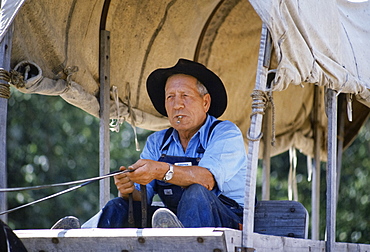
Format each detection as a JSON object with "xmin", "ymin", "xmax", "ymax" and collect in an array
[
  {"xmin": 1, "ymin": 0, "xmax": 369, "ymax": 159},
  {"xmin": 249, "ymin": 0, "xmax": 370, "ymax": 104}
]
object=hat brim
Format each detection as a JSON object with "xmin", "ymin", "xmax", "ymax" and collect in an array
[{"xmin": 146, "ymin": 59, "xmax": 227, "ymax": 118}]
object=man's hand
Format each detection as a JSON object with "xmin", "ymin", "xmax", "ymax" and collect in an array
[
  {"xmin": 115, "ymin": 159, "xmax": 215, "ymax": 199},
  {"xmin": 127, "ymin": 159, "xmax": 215, "ymax": 190},
  {"xmin": 126, "ymin": 159, "xmax": 167, "ymax": 184},
  {"xmin": 114, "ymin": 161, "xmax": 165, "ymax": 200},
  {"xmin": 114, "ymin": 166, "xmax": 140, "ymax": 200}
]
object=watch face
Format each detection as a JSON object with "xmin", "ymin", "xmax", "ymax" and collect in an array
[
  {"xmin": 163, "ymin": 164, "xmax": 174, "ymax": 181},
  {"xmin": 165, "ymin": 171, "xmax": 173, "ymax": 180}
]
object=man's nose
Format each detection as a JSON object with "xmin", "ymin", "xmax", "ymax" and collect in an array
[{"xmin": 173, "ymin": 96, "xmax": 184, "ymax": 109}]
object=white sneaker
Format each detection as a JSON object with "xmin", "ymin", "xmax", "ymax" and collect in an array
[
  {"xmin": 152, "ymin": 208, "xmax": 184, "ymax": 228},
  {"xmin": 51, "ymin": 216, "xmax": 80, "ymax": 229}
]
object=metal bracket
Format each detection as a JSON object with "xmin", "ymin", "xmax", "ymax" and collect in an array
[{"xmin": 235, "ymin": 247, "xmax": 255, "ymax": 252}]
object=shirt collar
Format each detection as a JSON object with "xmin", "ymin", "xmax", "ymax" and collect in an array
[{"xmin": 160, "ymin": 114, "xmax": 216, "ymax": 151}]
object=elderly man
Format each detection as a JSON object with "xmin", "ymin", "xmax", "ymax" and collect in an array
[{"xmin": 97, "ymin": 59, "xmax": 247, "ymax": 229}]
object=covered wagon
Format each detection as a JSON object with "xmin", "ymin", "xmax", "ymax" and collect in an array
[{"xmin": 1, "ymin": 0, "xmax": 370, "ymax": 251}]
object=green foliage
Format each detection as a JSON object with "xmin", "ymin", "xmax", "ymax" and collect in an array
[
  {"xmin": 6, "ymin": 88, "xmax": 152, "ymax": 229},
  {"xmin": 337, "ymin": 119, "xmax": 370, "ymax": 244}
]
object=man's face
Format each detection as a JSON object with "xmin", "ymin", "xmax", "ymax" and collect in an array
[{"xmin": 165, "ymin": 74, "xmax": 210, "ymax": 134}]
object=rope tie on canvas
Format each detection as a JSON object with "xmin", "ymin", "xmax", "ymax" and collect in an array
[
  {"xmin": 0, "ymin": 68, "xmax": 25, "ymax": 99},
  {"xmin": 0, "ymin": 82, "xmax": 10, "ymax": 99},
  {"xmin": 125, "ymin": 82, "xmax": 140, "ymax": 151},
  {"xmin": 64, "ymin": 65, "xmax": 79, "ymax": 90},
  {"xmin": 109, "ymin": 85, "xmax": 125, "ymax": 132},
  {"xmin": 110, "ymin": 83, "xmax": 140, "ymax": 151},
  {"xmin": 247, "ymin": 89, "xmax": 276, "ymax": 146}
]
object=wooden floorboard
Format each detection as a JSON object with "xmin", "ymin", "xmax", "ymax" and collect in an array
[{"xmin": 15, "ymin": 228, "xmax": 370, "ymax": 252}]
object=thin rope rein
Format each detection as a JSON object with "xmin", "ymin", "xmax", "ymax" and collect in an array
[
  {"xmin": 0, "ymin": 170, "xmax": 128, "ymax": 192},
  {"xmin": 0, "ymin": 169, "xmax": 132, "ymax": 216},
  {"xmin": 247, "ymin": 89, "xmax": 276, "ymax": 146}
]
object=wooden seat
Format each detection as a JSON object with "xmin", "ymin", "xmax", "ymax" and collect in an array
[{"xmin": 254, "ymin": 200, "xmax": 309, "ymax": 239}]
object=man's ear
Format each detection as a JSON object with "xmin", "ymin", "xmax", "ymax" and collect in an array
[{"xmin": 203, "ymin": 93, "xmax": 211, "ymax": 113}]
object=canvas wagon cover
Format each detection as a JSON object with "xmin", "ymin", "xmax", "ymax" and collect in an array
[{"xmin": 1, "ymin": 0, "xmax": 370, "ymax": 159}]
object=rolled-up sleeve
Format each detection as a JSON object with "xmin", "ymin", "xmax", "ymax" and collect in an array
[{"xmin": 198, "ymin": 121, "xmax": 247, "ymax": 194}]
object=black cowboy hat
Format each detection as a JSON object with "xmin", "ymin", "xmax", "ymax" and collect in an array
[{"xmin": 146, "ymin": 58, "xmax": 227, "ymax": 118}]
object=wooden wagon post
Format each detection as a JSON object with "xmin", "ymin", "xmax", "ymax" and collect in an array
[
  {"xmin": 262, "ymin": 101, "xmax": 272, "ymax": 200},
  {"xmin": 326, "ymin": 88, "xmax": 338, "ymax": 252},
  {"xmin": 311, "ymin": 85, "xmax": 322, "ymax": 240},
  {"xmin": 241, "ymin": 23, "xmax": 272, "ymax": 250},
  {"xmin": 0, "ymin": 23, "xmax": 13, "ymax": 223},
  {"xmin": 98, "ymin": 1, "xmax": 112, "ymax": 209},
  {"xmin": 99, "ymin": 29, "xmax": 111, "ymax": 209}
]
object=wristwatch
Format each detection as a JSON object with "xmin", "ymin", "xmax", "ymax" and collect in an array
[{"xmin": 163, "ymin": 163, "xmax": 174, "ymax": 181}]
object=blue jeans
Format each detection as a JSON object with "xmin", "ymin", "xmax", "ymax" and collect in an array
[{"xmin": 97, "ymin": 184, "xmax": 243, "ymax": 229}]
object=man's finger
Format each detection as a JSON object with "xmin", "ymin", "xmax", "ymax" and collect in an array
[
  {"xmin": 128, "ymin": 159, "xmax": 147, "ymax": 171},
  {"xmin": 127, "ymin": 166, "xmax": 135, "ymax": 170}
]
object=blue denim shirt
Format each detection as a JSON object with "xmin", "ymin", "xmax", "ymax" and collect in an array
[{"xmin": 136, "ymin": 114, "xmax": 248, "ymax": 206}]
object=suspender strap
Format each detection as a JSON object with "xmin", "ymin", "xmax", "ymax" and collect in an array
[
  {"xmin": 197, "ymin": 120, "xmax": 222, "ymax": 153},
  {"xmin": 128, "ymin": 194, "xmax": 134, "ymax": 227},
  {"xmin": 207, "ymin": 120, "xmax": 222, "ymax": 142},
  {"xmin": 140, "ymin": 184, "xmax": 147, "ymax": 227},
  {"xmin": 160, "ymin": 127, "xmax": 174, "ymax": 151}
]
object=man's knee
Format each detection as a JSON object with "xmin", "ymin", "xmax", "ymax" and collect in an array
[
  {"xmin": 185, "ymin": 183, "xmax": 208, "ymax": 193},
  {"xmin": 98, "ymin": 197, "xmax": 130, "ymax": 228},
  {"xmin": 102, "ymin": 197, "xmax": 129, "ymax": 214},
  {"xmin": 181, "ymin": 184, "xmax": 212, "ymax": 204}
]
